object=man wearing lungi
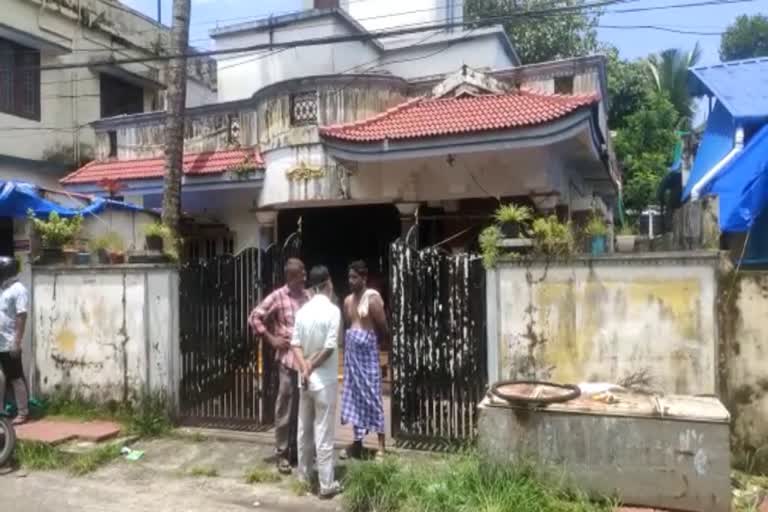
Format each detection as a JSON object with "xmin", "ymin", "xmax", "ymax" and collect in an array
[
  {"xmin": 340, "ymin": 260, "xmax": 389, "ymax": 460},
  {"xmin": 291, "ymin": 265, "xmax": 343, "ymax": 499},
  {"xmin": 248, "ymin": 258, "xmax": 308, "ymax": 474}
]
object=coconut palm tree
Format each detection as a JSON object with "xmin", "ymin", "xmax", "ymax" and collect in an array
[{"xmin": 646, "ymin": 43, "xmax": 702, "ymax": 128}]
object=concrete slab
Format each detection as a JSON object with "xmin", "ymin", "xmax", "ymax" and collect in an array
[{"xmin": 14, "ymin": 419, "xmax": 121, "ymax": 445}]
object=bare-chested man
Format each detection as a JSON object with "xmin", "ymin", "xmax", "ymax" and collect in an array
[{"xmin": 340, "ymin": 260, "xmax": 389, "ymax": 459}]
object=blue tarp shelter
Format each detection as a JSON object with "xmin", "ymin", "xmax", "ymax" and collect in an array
[
  {"xmin": 0, "ymin": 180, "xmax": 144, "ymax": 219},
  {"xmin": 686, "ymin": 58, "xmax": 768, "ymax": 263}
]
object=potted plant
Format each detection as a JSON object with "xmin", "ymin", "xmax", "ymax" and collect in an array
[
  {"xmin": 89, "ymin": 232, "xmax": 124, "ymax": 264},
  {"xmin": 144, "ymin": 222, "xmax": 171, "ymax": 252},
  {"xmin": 616, "ymin": 224, "xmax": 637, "ymax": 253},
  {"xmin": 584, "ymin": 213, "xmax": 609, "ymax": 257},
  {"xmin": 530, "ymin": 215, "xmax": 573, "ymax": 256},
  {"xmin": 479, "ymin": 225, "xmax": 502, "ymax": 269},
  {"xmin": 28, "ymin": 211, "xmax": 83, "ymax": 264},
  {"xmin": 494, "ymin": 204, "xmax": 533, "ymax": 238}
]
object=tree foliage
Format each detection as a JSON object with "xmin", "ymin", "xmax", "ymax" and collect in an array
[
  {"xmin": 646, "ymin": 43, "xmax": 702, "ymax": 128},
  {"xmin": 605, "ymin": 46, "xmax": 653, "ymax": 129},
  {"xmin": 464, "ymin": 0, "xmax": 601, "ymax": 64},
  {"xmin": 720, "ymin": 14, "xmax": 768, "ymax": 61},
  {"xmin": 614, "ymin": 92, "xmax": 680, "ymax": 212}
]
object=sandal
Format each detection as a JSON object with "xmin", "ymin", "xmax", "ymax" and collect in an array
[
  {"xmin": 319, "ymin": 481, "xmax": 343, "ymax": 500},
  {"xmin": 11, "ymin": 416, "xmax": 27, "ymax": 426}
]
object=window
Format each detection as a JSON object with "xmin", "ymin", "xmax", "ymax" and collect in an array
[
  {"xmin": 0, "ymin": 38, "xmax": 40, "ymax": 121},
  {"xmin": 554, "ymin": 75, "xmax": 574, "ymax": 95},
  {"xmin": 108, "ymin": 131, "xmax": 117, "ymax": 158},
  {"xmin": 100, "ymin": 74, "xmax": 144, "ymax": 118},
  {"xmin": 290, "ymin": 91, "xmax": 318, "ymax": 126}
]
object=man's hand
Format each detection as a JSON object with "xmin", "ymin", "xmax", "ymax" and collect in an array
[
  {"xmin": 267, "ymin": 333, "xmax": 291, "ymax": 351},
  {"xmin": 9, "ymin": 343, "xmax": 21, "ymax": 359}
]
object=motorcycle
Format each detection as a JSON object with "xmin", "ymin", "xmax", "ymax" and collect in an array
[{"xmin": 0, "ymin": 407, "xmax": 15, "ymax": 467}]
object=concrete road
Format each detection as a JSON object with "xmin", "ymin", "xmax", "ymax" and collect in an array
[{"xmin": 0, "ymin": 438, "xmax": 342, "ymax": 512}]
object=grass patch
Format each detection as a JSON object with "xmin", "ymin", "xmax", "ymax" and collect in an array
[
  {"xmin": 245, "ymin": 466, "xmax": 282, "ymax": 484},
  {"xmin": 42, "ymin": 391, "xmax": 173, "ymax": 438},
  {"xmin": 342, "ymin": 454, "xmax": 614, "ymax": 512},
  {"xmin": 733, "ymin": 470, "xmax": 768, "ymax": 512},
  {"xmin": 15, "ymin": 441, "xmax": 121, "ymax": 475},
  {"xmin": 187, "ymin": 465, "xmax": 219, "ymax": 478},
  {"xmin": 287, "ymin": 478, "xmax": 312, "ymax": 497}
]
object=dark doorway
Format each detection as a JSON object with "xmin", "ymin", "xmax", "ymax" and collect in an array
[{"xmin": 278, "ymin": 204, "xmax": 401, "ymax": 301}]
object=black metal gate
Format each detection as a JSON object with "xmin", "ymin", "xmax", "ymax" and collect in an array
[
  {"xmin": 178, "ymin": 248, "xmax": 272, "ymax": 429},
  {"xmin": 178, "ymin": 222, "xmax": 303, "ymax": 430},
  {"xmin": 389, "ymin": 239, "xmax": 487, "ymax": 443}
]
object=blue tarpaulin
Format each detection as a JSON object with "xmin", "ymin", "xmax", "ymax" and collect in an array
[
  {"xmin": 700, "ymin": 123, "xmax": 768, "ymax": 232},
  {"xmin": 0, "ymin": 180, "xmax": 144, "ymax": 219},
  {"xmin": 683, "ymin": 101, "xmax": 736, "ymax": 200}
]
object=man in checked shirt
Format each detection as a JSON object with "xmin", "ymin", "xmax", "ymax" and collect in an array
[{"xmin": 249, "ymin": 258, "xmax": 308, "ymax": 474}]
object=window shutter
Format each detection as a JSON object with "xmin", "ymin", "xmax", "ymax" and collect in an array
[{"xmin": 0, "ymin": 41, "xmax": 13, "ymax": 113}]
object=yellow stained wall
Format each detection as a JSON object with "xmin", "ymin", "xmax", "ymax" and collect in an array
[{"xmin": 494, "ymin": 258, "xmax": 719, "ymax": 395}]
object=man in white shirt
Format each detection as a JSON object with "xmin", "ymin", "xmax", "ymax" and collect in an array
[
  {"xmin": 0, "ymin": 256, "xmax": 28, "ymax": 425},
  {"xmin": 291, "ymin": 265, "xmax": 342, "ymax": 499}
]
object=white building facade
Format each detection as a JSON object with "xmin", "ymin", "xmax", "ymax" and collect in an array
[
  {"xmin": 61, "ymin": 2, "xmax": 619, "ymax": 274},
  {"xmin": 0, "ymin": 0, "xmax": 217, "ymax": 187}
]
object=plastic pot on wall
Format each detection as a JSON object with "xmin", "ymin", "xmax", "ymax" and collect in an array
[{"xmin": 590, "ymin": 235, "xmax": 607, "ymax": 256}]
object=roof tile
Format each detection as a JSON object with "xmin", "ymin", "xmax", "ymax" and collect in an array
[
  {"xmin": 61, "ymin": 148, "xmax": 264, "ymax": 185},
  {"xmin": 320, "ymin": 91, "xmax": 598, "ymax": 142}
]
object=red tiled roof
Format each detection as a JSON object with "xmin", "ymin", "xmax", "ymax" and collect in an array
[
  {"xmin": 320, "ymin": 91, "xmax": 598, "ymax": 142},
  {"xmin": 61, "ymin": 148, "xmax": 264, "ymax": 185}
]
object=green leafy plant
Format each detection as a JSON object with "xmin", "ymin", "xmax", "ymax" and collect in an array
[
  {"xmin": 144, "ymin": 221, "xmax": 172, "ymax": 239},
  {"xmin": 494, "ymin": 204, "xmax": 533, "ymax": 225},
  {"xmin": 617, "ymin": 223, "xmax": 637, "ymax": 236},
  {"xmin": 479, "ymin": 225, "xmax": 502, "ymax": 269},
  {"xmin": 584, "ymin": 213, "xmax": 608, "ymax": 237},
  {"xmin": 89, "ymin": 232, "xmax": 124, "ymax": 253},
  {"xmin": 28, "ymin": 210, "xmax": 83, "ymax": 248},
  {"xmin": 530, "ymin": 216, "xmax": 573, "ymax": 256}
]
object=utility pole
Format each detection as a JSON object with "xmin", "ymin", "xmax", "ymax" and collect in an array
[{"xmin": 161, "ymin": 0, "xmax": 190, "ymax": 235}]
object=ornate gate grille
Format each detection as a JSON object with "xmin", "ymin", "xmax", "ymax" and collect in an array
[{"xmin": 389, "ymin": 239, "xmax": 487, "ymax": 443}]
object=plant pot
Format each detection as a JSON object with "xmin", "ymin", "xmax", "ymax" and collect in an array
[
  {"xmin": 590, "ymin": 235, "xmax": 607, "ymax": 256},
  {"xmin": 75, "ymin": 252, "xmax": 91, "ymax": 265},
  {"xmin": 109, "ymin": 252, "xmax": 125, "ymax": 264},
  {"xmin": 500, "ymin": 222, "xmax": 522, "ymax": 239},
  {"xmin": 146, "ymin": 234, "xmax": 164, "ymax": 252},
  {"xmin": 63, "ymin": 250, "xmax": 77, "ymax": 266},
  {"xmin": 41, "ymin": 247, "xmax": 64, "ymax": 265},
  {"xmin": 616, "ymin": 235, "xmax": 637, "ymax": 253},
  {"xmin": 97, "ymin": 248, "xmax": 110, "ymax": 264}
]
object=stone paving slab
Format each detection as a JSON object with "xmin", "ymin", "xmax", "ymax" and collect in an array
[{"xmin": 14, "ymin": 419, "xmax": 121, "ymax": 445}]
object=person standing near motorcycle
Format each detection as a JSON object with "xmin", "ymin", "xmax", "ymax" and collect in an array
[{"xmin": 0, "ymin": 256, "xmax": 29, "ymax": 425}]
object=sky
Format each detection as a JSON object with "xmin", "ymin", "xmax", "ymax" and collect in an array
[{"xmin": 121, "ymin": 0, "xmax": 768, "ymax": 65}]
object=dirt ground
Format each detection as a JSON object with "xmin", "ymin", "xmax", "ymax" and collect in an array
[{"xmin": 0, "ymin": 436, "xmax": 343, "ymax": 512}]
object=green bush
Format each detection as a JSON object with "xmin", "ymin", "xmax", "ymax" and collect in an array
[
  {"xmin": 479, "ymin": 226, "xmax": 502, "ymax": 269},
  {"xmin": 530, "ymin": 216, "xmax": 573, "ymax": 256},
  {"xmin": 28, "ymin": 211, "xmax": 83, "ymax": 248}
]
